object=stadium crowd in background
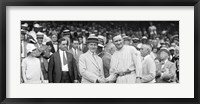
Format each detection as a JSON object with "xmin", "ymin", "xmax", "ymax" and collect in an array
[{"xmin": 20, "ymin": 21, "xmax": 179, "ymax": 83}]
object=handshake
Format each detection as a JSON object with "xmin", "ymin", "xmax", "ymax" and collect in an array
[{"xmin": 96, "ymin": 77, "xmax": 109, "ymax": 83}]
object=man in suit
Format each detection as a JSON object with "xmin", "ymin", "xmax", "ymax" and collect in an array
[
  {"xmin": 78, "ymin": 36, "xmax": 87, "ymax": 53},
  {"xmin": 68, "ymin": 38, "xmax": 83, "ymax": 82},
  {"xmin": 101, "ymin": 43, "xmax": 116, "ymax": 78},
  {"xmin": 48, "ymin": 38, "xmax": 78, "ymax": 83},
  {"xmin": 46, "ymin": 34, "xmax": 58, "ymax": 54},
  {"xmin": 79, "ymin": 34, "xmax": 106, "ymax": 83},
  {"xmin": 139, "ymin": 44, "xmax": 156, "ymax": 83},
  {"xmin": 155, "ymin": 47, "xmax": 177, "ymax": 83}
]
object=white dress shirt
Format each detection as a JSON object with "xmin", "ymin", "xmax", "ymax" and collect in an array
[
  {"xmin": 53, "ymin": 44, "xmax": 58, "ymax": 52},
  {"xmin": 59, "ymin": 49, "xmax": 69, "ymax": 71},
  {"xmin": 72, "ymin": 48, "xmax": 78, "ymax": 56}
]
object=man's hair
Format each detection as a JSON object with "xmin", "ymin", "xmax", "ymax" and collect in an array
[
  {"xmin": 51, "ymin": 34, "xmax": 57, "ymax": 38},
  {"xmin": 143, "ymin": 43, "xmax": 152, "ymax": 54},
  {"xmin": 112, "ymin": 33, "xmax": 122, "ymax": 40},
  {"xmin": 58, "ymin": 38, "xmax": 67, "ymax": 45}
]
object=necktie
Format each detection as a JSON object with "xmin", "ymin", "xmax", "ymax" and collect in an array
[
  {"xmin": 63, "ymin": 51, "xmax": 67, "ymax": 65},
  {"xmin": 92, "ymin": 53, "xmax": 100, "ymax": 70}
]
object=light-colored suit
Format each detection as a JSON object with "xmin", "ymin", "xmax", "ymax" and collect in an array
[
  {"xmin": 156, "ymin": 60, "xmax": 177, "ymax": 83},
  {"xmin": 79, "ymin": 50, "xmax": 104, "ymax": 83},
  {"xmin": 141, "ymin": 55, "xmax": 156, "ymax": 83}
]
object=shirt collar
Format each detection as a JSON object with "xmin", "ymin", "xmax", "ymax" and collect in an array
[
  {"xmin": 59, "ymin": 49, "xmax": 65, "ymax": 53},
  {"xmin": 72, "ymin": 48, "xmax": 75, "ymax": 52},
  {"xmin": 88, "ymin": 50, "xmax": 96, "ymax": 55}
]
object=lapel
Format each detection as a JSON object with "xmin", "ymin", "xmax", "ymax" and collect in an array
[
  {"xmin": 77, "ymin": 50, "xmax": 83, "ymax": 58},
  {"xmin": 66, "ymin": 52, "xmax": 71, "ymax": 72},
  {"xmin": 50, "ymin": 41, "xmax": 55, "ymax": 52},
  {"xmin": 57, "ymin": 51, "xmax": 62, "ymax": 71},
  {"xmin": 163, "ymin": 60, "xmax": 170, "ymax": 69},
  {"xmin": 86, "ymin": 51, "xmax": 100, "ymax": 70},
  {"xmin": 68, "ymin": 49, "xmax": 74, "ymax": 55},
  {"xmin": 161, "ymin": 60, "xmax": 171, "ymax": 72}
]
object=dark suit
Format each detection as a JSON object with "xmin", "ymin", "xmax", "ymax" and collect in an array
[
  {"xmin": 48, "ymin": 50, "xmax": 78, "ymax": 83},
  {"xmin": 101, "ymin": 52, "xmax": 111, "ymax": 78},
  {"xmin": 68, "ymin": 48, "xmax": 83, "ymax": 82}
]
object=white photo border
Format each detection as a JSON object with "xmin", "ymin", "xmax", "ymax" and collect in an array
[{"xmin": 6, "ymin": 6, "xmax": 194, "ymax": 98}]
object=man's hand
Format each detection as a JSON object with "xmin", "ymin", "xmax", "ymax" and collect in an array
[{"xmin": 97, "ymin": 77, "xmax": 108, "ymax": 83}]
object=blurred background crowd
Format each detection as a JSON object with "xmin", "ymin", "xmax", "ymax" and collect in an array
[{"xmin": 20, "ymin": 21, "xmax": 179, "ymax": 83}]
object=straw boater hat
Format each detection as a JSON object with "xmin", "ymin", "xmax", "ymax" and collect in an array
[
  {"xmin": 86, "ymin": 34, "xmax": 99, "ymax": 43},
  {"xmin": 158, "ymin": 47, "xmax": 170, "ymax": 56},
  {"xmin": 141, "ymin": 36, "xmax": 148, "ymax": 40},
  {"xmin": 33, "ymin": 24, "xmax": 42, "ymax": 28},
  {"xmin": 36, "ymin": 32, "xmax": 44, "ymax": 39},
  {"xmin": 169, "ymin": 47, "xmax": 175, "ymax": 51},
  {"xmin": 21, "ymin": 23, "xmax": 28, "ymax": 27}
]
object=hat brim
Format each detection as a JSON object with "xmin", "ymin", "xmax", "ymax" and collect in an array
[{"xmin": 86, "ymin": 40, "xmax": 99, "ymax": 43}]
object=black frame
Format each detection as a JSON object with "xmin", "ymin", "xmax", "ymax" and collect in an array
[{"xmin": 0, "ymin": 0, "xmax": 199, "ymax": 104}]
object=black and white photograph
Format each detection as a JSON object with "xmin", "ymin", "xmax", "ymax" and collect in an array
[
  {"xmin": 20, "ymin": 21, "xmax": 179, "ymax": 84},
  {"xmin": 4, "ymin": 5, "xmax": 195, "ymax": 99}
]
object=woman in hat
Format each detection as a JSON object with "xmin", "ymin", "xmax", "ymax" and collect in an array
[{"xmin": 21, "ymin": 43, "xmax": 44, "ymax": 83}]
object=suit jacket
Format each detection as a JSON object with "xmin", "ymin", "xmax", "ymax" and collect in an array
[
  {"xmin": 48, "ymin": 50, "xmax": 78, "ymax": 83},
  {"xmin": 155, "ymin": 60, "xmax": 176, "ymax": 83},
  {"xmin": 68, "ymin": 48, "xmax": 83, "ymax": 63},
  {"xmin": 68, "ymin": 48, "xmax": 83, "ymax": 81},
  {"xmin": 82, "ymin": 44, "xmax": 88, "ymax": 53},
  {"xmin": 101, "ymin": 52, "xmax": 111, "ymax": 78},
  {"xmin": 79, "ymin": 50, "xmax": 104, "ymax": 83},
  {"xmin": 141, "ymin": 55, "xmax": 156, "ymax": 83},
  {"xmin": 79, "ymin": 43, "xmax": 86, "ymax": 52}
]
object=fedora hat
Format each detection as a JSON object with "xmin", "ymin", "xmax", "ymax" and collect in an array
[{"xmin": 86, "ymin": 34, "xmax": 99, "ymax": 43}]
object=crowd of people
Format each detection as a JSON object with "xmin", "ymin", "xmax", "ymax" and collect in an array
[{"xmin": 20, "ymin": 21, "xmax": 179, "ymax": 83}]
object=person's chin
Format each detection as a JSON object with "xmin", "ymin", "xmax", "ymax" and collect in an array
[{"xmin": 91, "ymin": 49, "xmax": 97, "ymax": 52}]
